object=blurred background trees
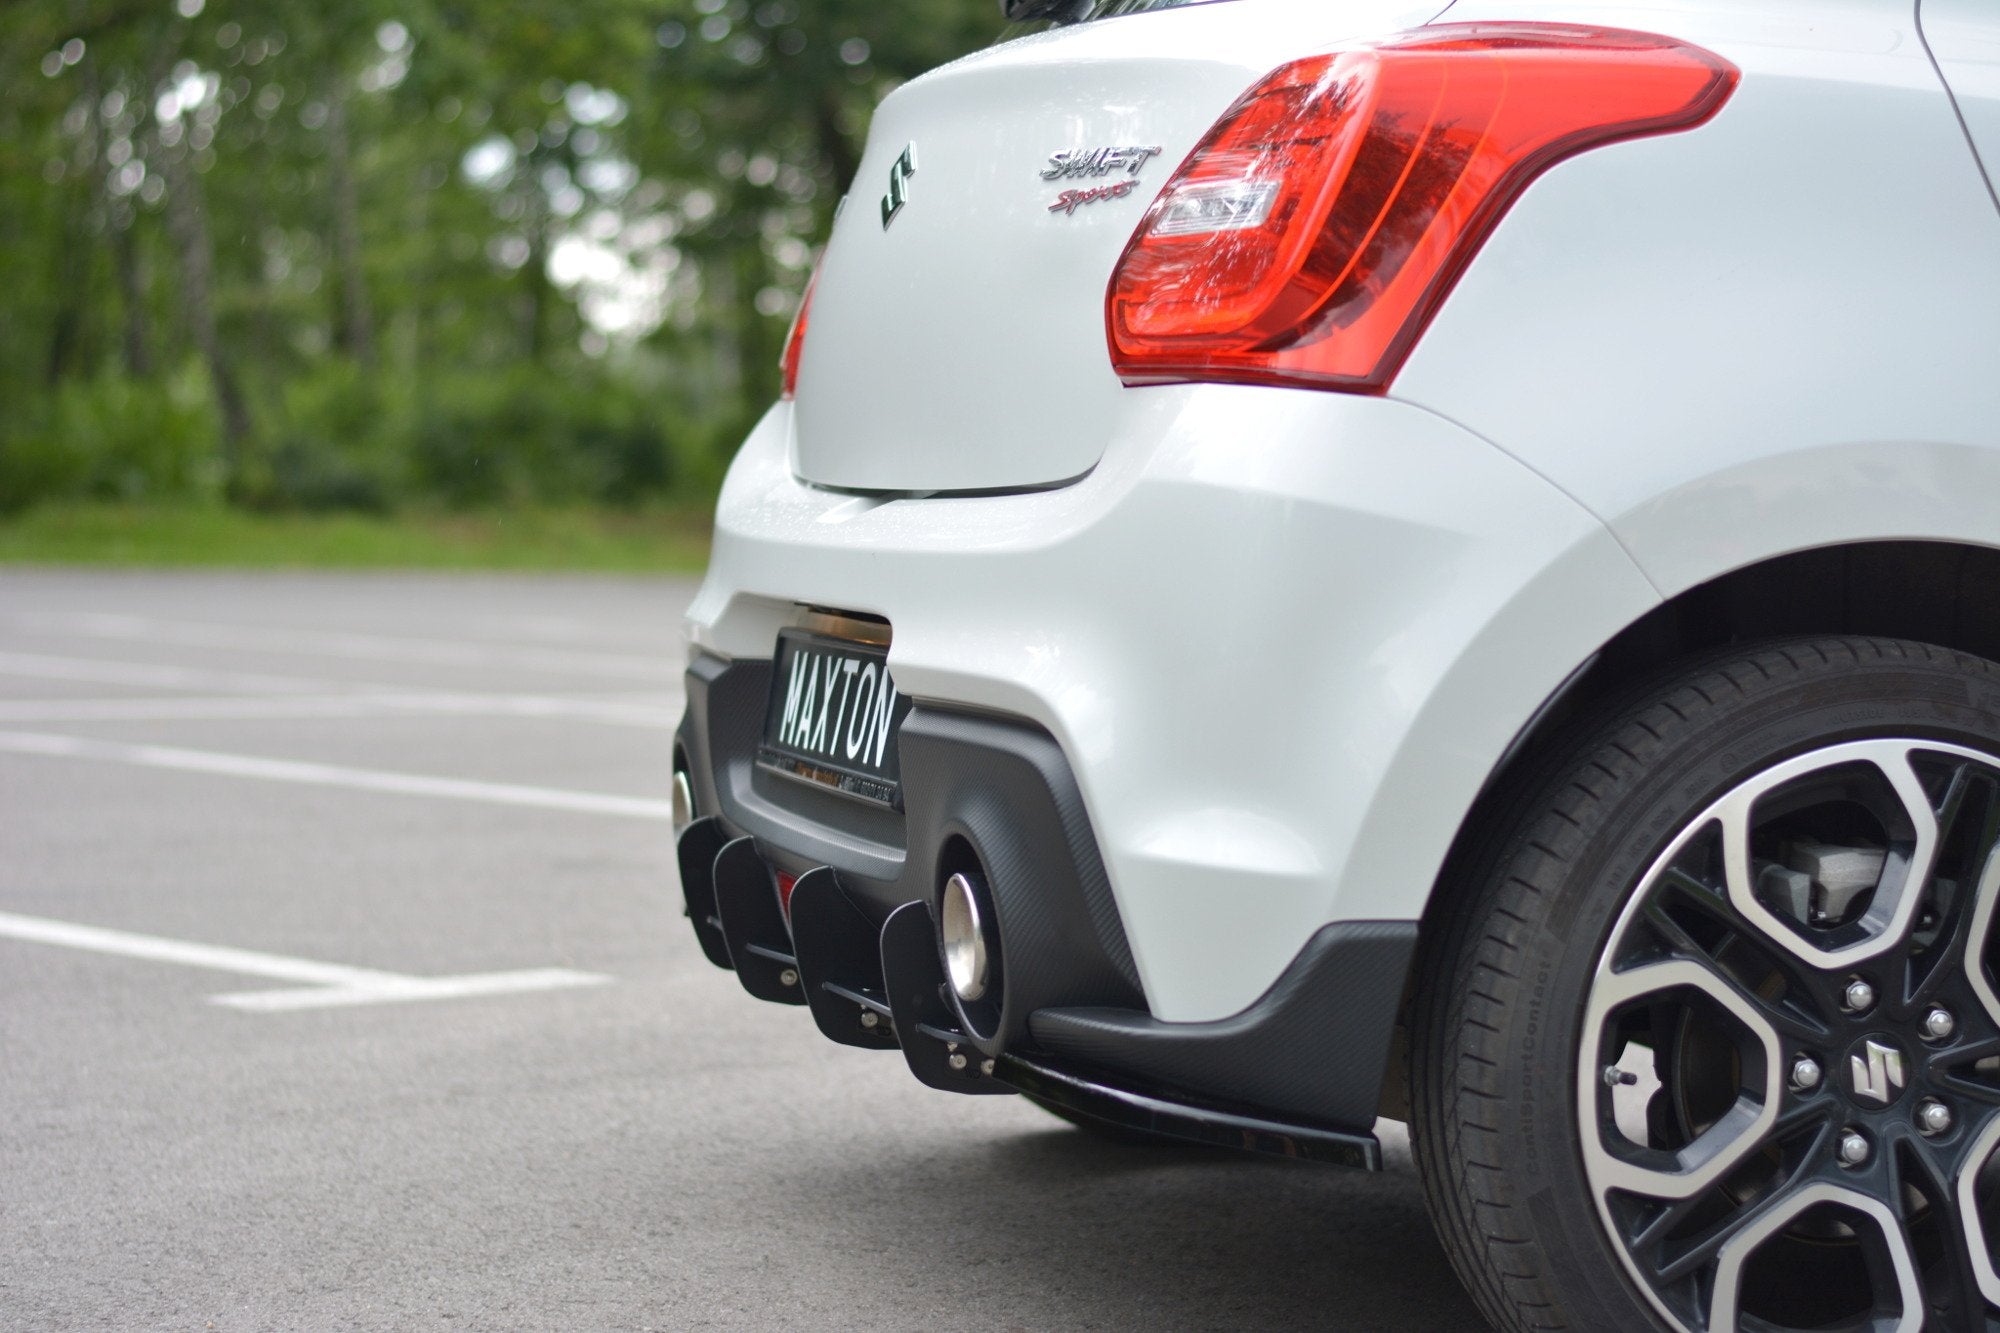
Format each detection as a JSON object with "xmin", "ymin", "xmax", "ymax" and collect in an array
[{"xmin": 0, "ymin": 0, "xmax": 999, "ymax": 515}]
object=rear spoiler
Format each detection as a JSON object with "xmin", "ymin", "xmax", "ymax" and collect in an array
[{"xmin": 1001, "ymin": 0, "xmax": 1094, "ymax": 23}]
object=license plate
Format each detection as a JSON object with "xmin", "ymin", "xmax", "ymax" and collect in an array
[{"xmin": 758, "ymin": 630, "xmax": 912, "ymax": 806}]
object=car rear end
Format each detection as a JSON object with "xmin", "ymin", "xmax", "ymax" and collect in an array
[{"xmin": 676, "ymin": 0, "xmax": 1755, "ymax": 1148}]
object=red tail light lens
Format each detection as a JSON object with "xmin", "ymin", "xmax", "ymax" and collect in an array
[
  {"xmin": 779, "ymin": 256, "xmax": 822, "ymax": 400},
  {"xmin": 1107, "ymin": 25, "xmax": 1738, "ymax": 393}
]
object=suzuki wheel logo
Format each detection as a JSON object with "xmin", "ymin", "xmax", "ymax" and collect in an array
[
  {"xmin": 880, "ymin": 143, "xmax": 917, "ymax": 230},
  {"xmin": 1849, "ymin": 1039, "xmax": 1907, "ymax": 1105}
]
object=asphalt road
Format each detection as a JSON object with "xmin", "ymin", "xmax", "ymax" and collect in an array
[{"xmin": 0, "ymin": 570, "xmax": 1487, "ymax": 1331}]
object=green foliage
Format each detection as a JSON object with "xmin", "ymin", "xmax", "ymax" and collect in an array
[
  {"xmin": 408, "ymin": 365, "xmax": 683, "ymax": 507},
  {"xmin": 0, "ymin": 0, "xmax": 1002, "ymax": 522},
  {"xmin": 0, "ymin": 365, "xmax": 221, "ymax": 510},
  {"xmin": 0, "ymin": 501, "xmax": 713, "ymax": 571},
  {"xmin": 260, "ymin": 360, "xmax": 407, "ymax": 511}
]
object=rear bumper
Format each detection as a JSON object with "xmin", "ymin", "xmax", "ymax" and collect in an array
[
  {"xmin": 687, "ymin": 384, "xmax": 1659, "ymax": 1021},
  {"xmin": 679, "ymin": 380, "xmax": 1660, "ymax": 1142},
  {"xmin": 675, "ymin": 669, "xmax": 1415, "ymax": 1144}
]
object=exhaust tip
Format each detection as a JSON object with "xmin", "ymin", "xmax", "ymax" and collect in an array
[
  {"xmin": 940, "ymin": 871, "xmax": 991, "ymax": 1003},
  {"xmin": 671, "ymin": 769, "xmax": 695, "ymax": 835}
]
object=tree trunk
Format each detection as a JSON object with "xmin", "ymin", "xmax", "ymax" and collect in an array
[
  {"xmin": 44, "ymin": 176, "xmax": 92, "ymax": 386},
  {"xmin": 111, "ymin": 218, "xmax": 151, "ymax": 377},
  {"xmin": 520, "ymin": 182, "xmax": 553, "ymax": 362},
  {"xmin": 813, "ymin": 92, "xmax": 861, "ymax": 194},
  {"xmin": 160, "ymin": 137, "xmax": 252, "ymax": 482},
  {"xmin": 88, "ymin": 59, "xmax": 152, "ymax": 377},
  {"xmin": 324, "ymin": 87, "xmax": 374, "ymax": 364}
]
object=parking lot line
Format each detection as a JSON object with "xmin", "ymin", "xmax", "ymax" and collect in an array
[
  {"xmin": 0, "ymin": 649, "xmax": 325, "ymax": 693},
  {"xmin": 0, "ymin": 909, "xmax": 610, "ymax": 1011},
  {"xmin": 11, "ymin": 612, "xmax": 672, "ymax": 681},
  {"xmin": 213, "ymin": 968, "xmax": 612, "ymax": 1012},
  {"xmin": 0, "ymin": 730, "xmax": 675, "ymax": 819},
  {"xmin": 0, "ymin": 691, "xmax": 680, "ymax": 728}
]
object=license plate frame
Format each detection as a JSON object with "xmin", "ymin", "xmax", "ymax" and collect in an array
[{"xmin": 757, "ymin": 629, "xmax": 911, "ymax": 807}]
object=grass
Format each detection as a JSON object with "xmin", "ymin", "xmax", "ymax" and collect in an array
[{"xmin": 0, "ymin": 502, "xmax": 714, "ymax": 573}]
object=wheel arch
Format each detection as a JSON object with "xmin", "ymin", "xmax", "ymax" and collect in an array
[
  {"xmin": 1379, "ymin": 538, "xmax": 2000, "ymax": 1119},
  {"xmin": 1473, "ymin": 538, "xmax": 2000, "ymax": 819}
]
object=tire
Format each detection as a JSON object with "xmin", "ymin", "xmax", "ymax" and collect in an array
[{"xmin": 1409, "ymin": 637, "xmax": 2000, "ymax": 1332}]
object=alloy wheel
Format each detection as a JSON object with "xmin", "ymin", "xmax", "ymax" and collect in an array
[{"xmin": 1581, "ymin": 738, "xmax": 2000, "ymax": 1331}]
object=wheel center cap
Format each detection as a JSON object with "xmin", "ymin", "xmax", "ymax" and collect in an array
[{"xmin": 1844, "ymin": 1035, "xmax": 1911, "ymax": 1107}]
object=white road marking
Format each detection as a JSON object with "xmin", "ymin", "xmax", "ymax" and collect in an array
[
  {"xmin": 15, "ymin": 612, "xmax": 672, "ymax": 681},
  {"xmin": 0, "ymin": 730, "xmax": 676, "ymax": 820},
  {"xmin": 0, "ymin": 909, "xmax": 609, "ymax": 1011},
  {"xmin": 0, "ymin": 646, "xmax": 681, "ymax": 726},
  {"xmin": 0, "ymin": 650, "xmax": 324, "ymax": 694},
  {"xmin": 213, "ymin": 969, "xmax": 609, "ymax": 1012},
  {"xmin": 0, "ymin": 691, "xmax": 681, "ymax": 728}
]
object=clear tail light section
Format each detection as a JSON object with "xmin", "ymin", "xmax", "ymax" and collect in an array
[
  {"xmin": 1106, "ymin": 25, "xmax": 1739, "ymax": 393},
  {"xmin": 779, "ymin": 254, "xmax": 823, "ymax": 400}
]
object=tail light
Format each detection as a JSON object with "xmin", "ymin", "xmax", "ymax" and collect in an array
[
  {"xmin": 779, "ymin": 255, "xmax": 823, "ymax": 400},
  {"xmin": 1107, "ymin": 24, "xmax": 1738, "ymax": 393}
]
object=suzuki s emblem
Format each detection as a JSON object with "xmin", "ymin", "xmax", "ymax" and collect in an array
[
  {"xmin": 880, "ymin": 143, "xmax": 917, "ymax": 230},
  {"xmin": 1849, "ymin": 1039, "xmax": 1907, "ymax": 1106}
]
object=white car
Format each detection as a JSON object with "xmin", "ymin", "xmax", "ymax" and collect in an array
[{"xmin": 672, "ymin": 0, "xmax": 2000, "ymax": 1327}]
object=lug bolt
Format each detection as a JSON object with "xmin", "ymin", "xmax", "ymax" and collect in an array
[
  {"xmin": 1837, "ymin": 1129, "xmax": 1871, "ymax": 1167},
  {"xmin": 859, "ymin": 1010, "xmax": 880, "ymax": 1029},
  {"xmin": 947, "ymin": 1052, "xmax": 968, "ymax": 1071},
  {"xmin": 1842, "ymin": 978, "xmax": 1877, "ymax": 1014},
  {"xmin": 778, "ymin": 968, "xmax": 799, "ymax": 989},
  {"xmin": 1924, "ymin": 1007, "xmax": 1957, "ymax": 1042},
  {"xmin": 1791, "ymin": 1056, "xmax": 1823, "ymax": 1091},
  {"xmin": 1918, "ymin": 1099, "xmax": 1954, "ymax": 1137}
]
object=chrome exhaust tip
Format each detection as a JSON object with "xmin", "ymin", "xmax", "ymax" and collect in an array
[
  {"xmin": 940, "ymin": 871, "xmax": 991, "ymax": 1004},
  {"xmin": 671, "ymin": 769, "xmax": 695, "ymax": 835}
]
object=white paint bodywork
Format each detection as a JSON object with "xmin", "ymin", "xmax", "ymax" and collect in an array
[
  {"xmin": 792, "ymin": 0, "xmax": 1446, "ymax": 491},
  {"xmin": 1395, "ymin": 0, "xmax": 2000, "ymax": 602},
  {"xmin": 688, "ymin": 0, "xmax": 2000, "ymax": 1021}
]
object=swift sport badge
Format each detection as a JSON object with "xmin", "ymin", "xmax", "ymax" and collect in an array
[
  {"xmin": 880, "ymin": 144, "xmax": 917, "ymax": 229},
  {"xmin": 1043, "ymin": 144, "xmax": 1162, "ymax": 216}
]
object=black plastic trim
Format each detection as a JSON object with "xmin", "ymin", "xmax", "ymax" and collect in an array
[
  {"xmin": 1027, "ymin": 921, "xmax": 1418, "ymax": 1133},
  {"xmin": 674, "ymin": 816, "xmax": 733, "ymax": 970},
  {"xmin": 790, "ymin": 866, "xmax": 898, "ymax": 1050},
  {"xmin": 711, "ymin": 835, "xmax": 805, "ymax": 1006},
  {"xmin": 994, "ymin": 1052, "xmax": 1381, "ymax": 1170},
  {"xmin": 679, "ymin": 652, "xmax": 1419, "ymax": 1135},
  {"xmin": 893, "ymin": 708, "xmax": 1145, "ymax": 1052},
  {"xmin": 683, "ymin": 653, "xmax": 906, "ymax": 881},
  {"xmin": 682, "ymin": 652, "xmax": 1145, "ymax": 1051},
  {"xmin": 879, "ymin": 901, "xmax": 1012, "ymax": 1095}
]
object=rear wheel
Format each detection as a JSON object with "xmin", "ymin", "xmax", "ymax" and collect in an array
[{"xmin": 1411, "ymin": 638, "xmax": 2000, "ymax": 1332}]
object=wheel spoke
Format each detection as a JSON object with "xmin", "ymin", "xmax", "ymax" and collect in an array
[
  {"xmin": 1963, "ymin": 844, "xmax": 2000, "ymax": 1031},
  {"xmin": 1706, "ymin": 1183, "xmax": 1925, "ymax": 1333},
  {"xmin": 1901, "ymin": 764, "xmax": 1985, "ymax": 1008},
  {"xmin": 1639, "ymin": 875, "xmax": 1831, "ymax": 1045},
  {"xmin": 1582, "ymin": 957, "xmax": 1784, "ymax": 1202},
  {"xmin": 1953, "ymin": 1113, "xmax": 2000, "ymax": 1311},
  {"xmin": 1714, "ymin": 741, "xmax": 1940, "ymax": 970},
  {"xmin": 1935, "ymin": 1043, "xmax": 2000, "ymax": 1111},
  {"xmin": 1643, "ymin": 1117, "xmax": 1834, "ymax": 1286},
  {"xmin": 1891, "ymin": 1135, "xmax": 1994, "ymax": 1326}
]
